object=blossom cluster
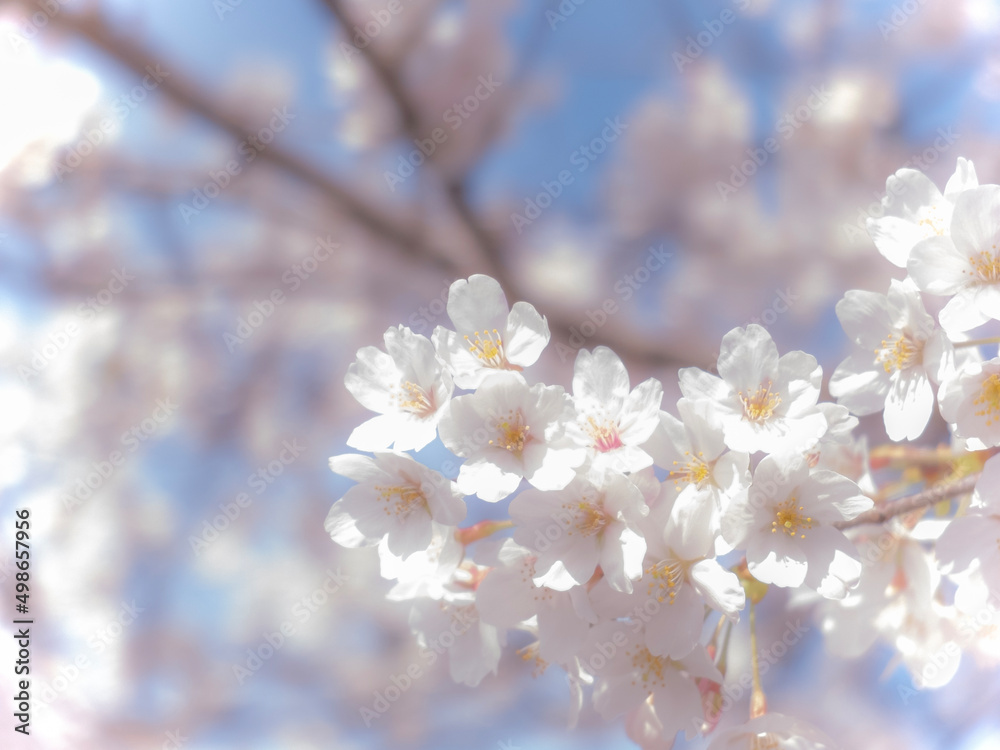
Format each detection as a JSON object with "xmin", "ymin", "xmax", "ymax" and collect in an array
[{"xmin": 326, "ymin": 158, "xmax": 1000, "ymax": 750}]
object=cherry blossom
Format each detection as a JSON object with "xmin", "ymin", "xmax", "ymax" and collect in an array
[
  {"xmin": 408, "ymin": 591, "xmax": 504, "ymax": 687},
  {"xmin": 938, "ymin": 357, "xmax": 1000, "ymax": 447},
  {"xmin": 345, "ymin": 324, "xmax": 454, "ymax": 451},
  {"xmin": 568, "ymin": 346, "xmax": 663, "ymax": 473},
  {"xmin": 378, "ymin": 522, "xmax": 464, "ymax": 601},
  {"xmin": 508, "ymin": 468, "xmax": 650, "ymax": 593},
  {"xmin": 326, "ymin": 452, "xmax": 466, "ymax": 557},
  {"xmin": 867, "ymin": 157, "xmax": 977, "ymax": 268},
  {"xmin": 588, "ymin": 619, "xmax": 721, "ymax": 737},
  {"xmin": 437, "ymin": 372, "xmax": 585, "ymax": 502},
  {"xmin": 936, "ymin": 455, "xmax": 1000, "ymax": 598},
  {"xmin": 679, "ymin": 324, "xmax": 828, "ymax": 455},
  {"xmin": 828, "ymin": 279, "xmax": 953, "ymax": 441},
  {"xmin": 722, "ymin": 453, "xmax": 872, "ymax": 598},
  {"xmin": 592, "ymin": 492, "xmax": 745, "ymax": 659},
  {"xmin": 644, "ymin": 397, "xmax": 751, "ymax": 552},
  {"xmin": 908, "ymin": 183, "xmax": 1000, "ymax": 332},
  {"xmin": 475, "ymin": 539, "xmax": 595, "ymax": 665},
  {"xmin": 432, "ymin": 274, "xmax": 550, "ymax": 389}
]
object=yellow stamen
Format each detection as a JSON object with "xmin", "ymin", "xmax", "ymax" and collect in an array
[
  {"xmin": 974, "ymin": 373, "xmax": 1000, "ymax": 427},
  {"xmin": 374, "ymin": 483, "xmax": 428, "ymax": 519},
  {"xmin": 645, "ymin": 560, "xmax": 684, "ymax": 605},
  {"xmin": 874, "ymin": 332, "xmax": 921, "ymax": 374},
  {"xmin": 488, "ymin": 410, "xmax": 530, "ymax": 456},
  {"xmin": 517, "ymin": 643, "xmax": 549, "ymax": 677},
  {"xmin": 627, "ymin": 646, "xmax": 668, "ymax": 690},
  {"xmin": 393, "ymin": 380, "xmax": 435, "ymax": 417},
  {"xmin": 966, "ymin": 248, "xmax": 1000, "ymax": 284},
  {"xmin": 739, "ymin": 383, "xmax": 781, "ymax": 423},
  {"xmin": 771, "ymin": 497, "xmax": 813, "ymax": 539},
  {"xmin": 465, "ymin": 329, "xmax": 509, "ymax": 368},
  {"xmin": 669, "ymin": 450, "xmax": 710, "ymax": 490}
]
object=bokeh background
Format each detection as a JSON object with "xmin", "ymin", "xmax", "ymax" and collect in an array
[{"xmin": 1, "ymin": 0, "xmax": 1000, "ymax": 748}]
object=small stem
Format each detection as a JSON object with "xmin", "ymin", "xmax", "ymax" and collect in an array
[
  {"xmin": 835, "ymin": 473, "xmax": 979, "ymax": 530},
  {"xmin": 954, "ymin": 336, "xmax": 1000, "ymax": 349},
  {"xmin": 455, "ymin": 519, "xmax": 513, "ymax": 545},
  {"xmin": 749, "ymin": 601, "xmax": 766, "ymax": 719}
]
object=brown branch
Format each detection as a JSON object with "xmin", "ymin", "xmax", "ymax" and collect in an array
[
  {"xmin": 835, "ymin": 473, "xmax": 979, "ymax": 530},
  {"xmin": 28, "ymin": 2, "xmax": 690, "ymax": 368}
]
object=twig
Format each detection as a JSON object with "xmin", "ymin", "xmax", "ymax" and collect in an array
[{"xmin": 835, "ymin": 473, "xmax": 979, "ymax": 530}]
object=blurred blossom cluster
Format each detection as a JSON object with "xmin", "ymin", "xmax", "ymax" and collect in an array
[{"xmin": 1, "ymin": 0, "xmax": 1000, "ymax": 748}]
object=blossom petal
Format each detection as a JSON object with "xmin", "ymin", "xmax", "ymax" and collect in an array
[{"xmin": 504, "ymin": 300, "xmax": 550, "ymax": 367}]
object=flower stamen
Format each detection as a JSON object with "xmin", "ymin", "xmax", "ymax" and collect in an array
[
  {"xmin": 645, "ymin": 560, "xmax": 684, "ymax": 605},
  {"xmin": 974, "ymin": 373, "xmax": 1000, "ymax": 426},
  {"xmin": 465, "ymin": 329, "xmax": 510, "ymax": 368},
  {"xmin": 771, "ymin": 497, "xmax": 813, "ymax": 539},
  {"xmin": 669, "ymin": 451, "xmax": 710, "ymax": 490},
  {"xmin": 586, "ymin": 416, "xmax": 623, "ymax": 452},
  {"xmin": 966, "ymin": 249, "xmax": 1000, "ymax": 284},
  {"xmin": 394, "ymin": 380, "xmax": 435, "ymax": 417},
  {"xmin": 874, "ymin": 332, "xmax": 922, "ymax": 374},
  {"xmin": 488, "ymin": 410, "xmax": 531, "ymax": 456},
  {"xmin": 374, "ymin": 483, "xmax": 428, "ymax": 519},
  {"xmin": 740, "ymin": 383, "xmax": 781, "ymax": 423},
  {"xmin": 627, "ymin": 646, "xmax": 668, "ymax": 690}
]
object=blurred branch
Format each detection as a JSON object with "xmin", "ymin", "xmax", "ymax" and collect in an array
[
  {"xmin": 835, "ymin": 473, "xmax": 979, "ymax": 530},
  {"xmin": 27, "ymin": 1, "xmax": 690, "ymax": 368}
]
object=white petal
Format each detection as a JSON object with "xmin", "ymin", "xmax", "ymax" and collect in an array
[
  {"xmin": 717, "ymin": 324, "xmax": 779, "ymax": 392},
  {"xmin": 504, "ymin": 300, "xmax": 550, "ymax": 367},
  {"xmin": 803, "ymin": 526, "xmax": 863, "ymax": 599},
  {"xmin": 907, "ymin": 235, "xmax": 972, "ymax": 295},
  {"xmin": 835, "ymin": 289, "xmax": 896, "ymax": 349},
  {"xmin": 950, "ymin": 185, "xmax": 1000, "ymax": 258},
  {"xmin": 884, "ymin": 369, "xmax": 934, "ymax": 441},
  {"xmin": 939, "ymin": 287, "xmax": 990, "ymax": 333},
  {"xmin": 456, "ymin": 455, "xmax": 523, "ymax": 502},
  {"xmin": 944, "ymin": 156, "xmax": 978, "ymax": 198},
  {"xmin": 446, "ymin": 274, "xmax": 509, "ymax": 333},
  {"xmin": 867, "ymin": 215, "xmax": 930, "ymax": 267},
  {"xmin": 689, "ymin": 558, "xmax": 746, "ymax": 618},
  {"xmin": 746, "ymin": 531, "xmax": 808, "ymax": 588},
  {"xmin": 828, "ymin": 353, "xmax": 890, "ymax": 415}
]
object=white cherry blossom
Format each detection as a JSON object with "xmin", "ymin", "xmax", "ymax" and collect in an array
[
  {"xmin": 908, "ymin": 183, "xmax": 1000, "ymax": 332},
  {"xmin": 378, "ymin": 522, "xmax": 464, "ymax": 601},
  {"xmin": 828, "ymin": 279, "xmax": 953, "ymax": 441},
  {"xmin": 722, "ymin": 453, "xmax": 872, "ymax": 599},
  {"xmin": 326, "ymin": 452, "xmax": 466, "ymax": 557},
  {"xmin": 568, "ymin": 346, "xmax": 663, "ymax": 473},
  {"xmin": 644, "ymin": 397, "xmax": 751, "ymax": 552},
  {"xmin": 475, "ymin": 539, "xmax": 595, "ymax": 665},
  {"xmin": 938, "ymin": 357, "xmax": 1000, "ymax": 448},
  {"xmin": 345, "ymin": 324, "xmax": 453, "ymax": 451},
  {"xmin": 508, "ymin": 468, "xmax": 649, "ymax": 593},
  {"xmin": 432, "ymin": 274, "xmax": 550, "ymax": 388},
  {"xmin": 936, "ymin": 454, "xmax": 1000, "ymax": 598},
  {"xmin": 591, "ymin": 491, "xmax": 744, "ymax": 659},
  {"xmin": 867, "ymin": 157, "xmax": 977, "ymax": 268},
  {"xmin": 588, "ymin": 620, "xmax": 721, "ymax": 737},
  {"xmin": 437, "ymin": 372, "xmax": 585, "ymax": 502},
  {"xmin": 408, "ymin": 591, "xmax": 503, "ymax": 687},
  {"xmin": 679, "ymin": 324, "xmax": 827, "ymax": 455}
]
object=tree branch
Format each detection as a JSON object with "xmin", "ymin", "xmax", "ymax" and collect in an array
[
  {"xmin": 835, "ymin": 473, "xmax": 979, "ymax": 530},
  {"xmin": 29, "ymin": 2, "xmax": 691, "ymax": 368}
]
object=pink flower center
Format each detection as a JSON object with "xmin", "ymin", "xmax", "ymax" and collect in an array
[{"xmin": 587, "ymin": 416, "xmax": 623, "ymax": 452}]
